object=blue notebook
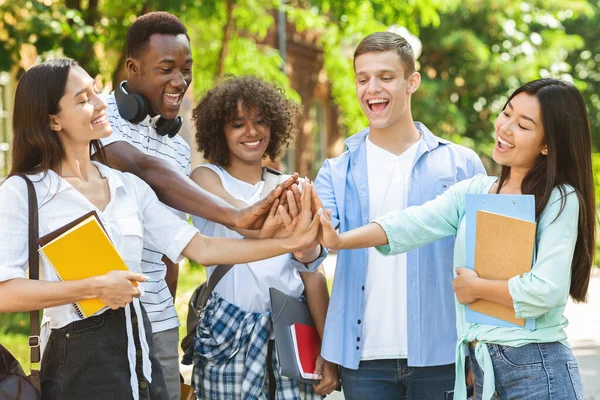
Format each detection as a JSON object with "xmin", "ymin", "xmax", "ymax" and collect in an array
[{"xmin": 465, "ymin": 194, "xmax": 536, "ymax": 330}]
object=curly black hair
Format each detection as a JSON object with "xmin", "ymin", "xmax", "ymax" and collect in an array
[
  {"xmin": 193, "ymin": 76, "xmax": 302, "ymax": 166},
  {"xmin": 126, "ymin": 12, "xmax": 188, "ymax": 59}
]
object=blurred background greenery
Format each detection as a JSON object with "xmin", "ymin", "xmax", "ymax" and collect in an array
[{"xmin": 1, "ymin": 0, "xmax": 600, "ymax": 172}]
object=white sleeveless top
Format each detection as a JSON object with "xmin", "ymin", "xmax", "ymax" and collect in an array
[{"xmin": 192, "ymin": 164, "xmax": 305, "ymax": 313}]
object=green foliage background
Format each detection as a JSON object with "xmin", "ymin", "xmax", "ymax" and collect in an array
[{"xmin": 3, "ymin": 0, "xmax": 600, "ymax": 149}]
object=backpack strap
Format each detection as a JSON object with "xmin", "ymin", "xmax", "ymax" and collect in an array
[
  {"xmin": 259, "ymin": 167, "xmax": 284, "ymax": 199},
  {"xmin": 18, "ymin": 175, "xmax": 41, "ymax": 367},
  {"xmin": 199, "ymin": 168, "xmax": 284, "ymax": 307}
]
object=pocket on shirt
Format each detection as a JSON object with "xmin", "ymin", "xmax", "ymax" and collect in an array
[
  {"xmin": 435, "ymin": 176, "xmax": 456, "ymax": 195},
  {"xmin": 115, "ymin": 216, "xmax": 144, "ymax": 266}
]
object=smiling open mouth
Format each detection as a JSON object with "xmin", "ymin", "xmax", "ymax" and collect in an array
[
  {"xmin": 497, "ymin": 136, "xmax": 514, "ymax": 150},
  {"xmin": 367, "ymin": 98, "xmax": 389, "ymax": 112},
  {"xmin": 91, "ymin": 115, "xmax": 107, "ymax": 125},
  {"xmin": 241, "ymin": 139, "xmax": 263, "ymax": 149},
  {"xmin": 164, "ymin": 93, "xmax": 182, "ymax": 106}
]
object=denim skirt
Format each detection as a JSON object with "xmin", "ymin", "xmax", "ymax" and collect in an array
[
  {"xmin": 469, "ymin": 342, "xmax": 583, "ymax": 399},
  {"xmin": 40, "ymin": 307, "xmax": 168, "ymax": 400}
]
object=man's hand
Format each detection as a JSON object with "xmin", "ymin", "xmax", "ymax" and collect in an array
[
  {"xmin": 234, "ymin": 173, "xmax": 299, "ymax": 230},
  {"xmin": 312, "ymin": 355, "xmax": 340, "ymax": 395},
  {"xmin": 317, "ymin": 207, "xmax": 340, "ymax": 250},
  {"xmin": 453, "ymin": 267, "xmax": 480, "ymax": 304}
]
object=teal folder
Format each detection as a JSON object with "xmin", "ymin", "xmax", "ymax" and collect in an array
[{"xmin": 465, "ymin": 194, "xmax": 536, "ymax": 330}]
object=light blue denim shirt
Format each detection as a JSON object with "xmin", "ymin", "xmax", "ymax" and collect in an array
[
  {"xmin": 375, "ymin": 175, "xmax": 579, "ymax": 399},
  {"xmin": 315, "ymin": 123, "xmax": 486, "ymax": 369}
]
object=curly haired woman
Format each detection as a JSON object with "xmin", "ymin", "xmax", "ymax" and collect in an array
[{"xmin": 186, "ymin": 76, "xmax": 339, "ymax": 399}]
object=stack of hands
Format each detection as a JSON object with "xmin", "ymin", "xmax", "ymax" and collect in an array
[
  {"xmin": 258, "ymin": 174, "xmax": 483, "ymax": 312},
  {"xmin": 250, "ymin": 175, "xmax": 338, "ymax": 257}
]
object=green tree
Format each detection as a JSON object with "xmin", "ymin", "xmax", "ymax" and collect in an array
[
  {"xmin": 0, "ymin": 0, "xmax": 94, "ymax": 73},
  {"xmin": 2, "ymin": 0, "xmax": 598, "ymax": 151},
  {"xmin": 564, "ymin": 0, "xmax": 600, "ymax": 149},
  {"xmin": 289, "ymin": 0, "xmax": 453, "ymax": 135},
  {"xmin": 184, "ymin": 0, "xmax": 298, "ymax": 100},
  {"xmin": 415, "ymin": 0, "xmax": 591, "ymax": 155}
]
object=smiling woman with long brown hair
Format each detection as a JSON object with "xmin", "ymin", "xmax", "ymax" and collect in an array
[{"xmin": 0, "ymin": 59, "xmax": 320, "ymax": 399}]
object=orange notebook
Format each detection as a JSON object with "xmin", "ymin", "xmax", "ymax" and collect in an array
[
  {"xmin": 470, "ymin": 210, "xmax": 536, "ymax": 326},
  {"xmin": 38, "ymin": 212, "xmax": 131, "ymax": 318},
  {"xmin": 289, "ymin": 323, "xmax": 321, "ymax": 380}
]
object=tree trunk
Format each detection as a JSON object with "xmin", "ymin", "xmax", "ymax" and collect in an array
[
  {"xmin": 215, "ymin": 0, "xmax": 236, "ymax": 81},
  {"xmin": 86, "ymin": 0, "xmax": 99, "ymax": 26},
  {"xmin": 65, "ymin": 0, "xmax": 80, "ymax": 10}
]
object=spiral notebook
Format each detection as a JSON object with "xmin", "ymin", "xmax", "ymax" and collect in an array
[{"xmin": 38, "ymin": 211, "xmax": 132, "ymax": 318}]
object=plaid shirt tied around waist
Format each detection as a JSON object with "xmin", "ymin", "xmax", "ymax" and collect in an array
[{"xmin": 191, "ymin": 292, "xmax": 321, "ymax": 400}]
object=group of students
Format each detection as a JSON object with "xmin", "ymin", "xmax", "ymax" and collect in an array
[{"xmin": 0, "ymin": 10, "xmax": 594, "ymax": 400}]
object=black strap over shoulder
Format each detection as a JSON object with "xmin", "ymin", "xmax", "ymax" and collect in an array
[
  {"xmin": 18, "ymin": 174, "xmax": 41, "ymax": 366},
  {"xmin": 200, "ymin": 264, "xmax": 233, "ymax": 306}
]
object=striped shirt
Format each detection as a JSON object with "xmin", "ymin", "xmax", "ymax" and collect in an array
[{"xmin": 102, "ymin": 92, "xmax": 191, "ymax": 333}]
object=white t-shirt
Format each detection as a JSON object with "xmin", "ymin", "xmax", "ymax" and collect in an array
[
  {"xmin": 102, "ymin": 92, "xmax": 191, "ymax": 333},
  {"xmin": 192, "ymin": 164, "xmax": 305, "ymax": 314},
  {"xmin": 361, "ymin": 136, "xmax": 420, "ymax": 361}
]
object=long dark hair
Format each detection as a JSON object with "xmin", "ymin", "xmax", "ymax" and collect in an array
[
  {"xmin": 9, "ymin": 58, "xmax": 107, "ymax": 177},
  {"xmin": 496, "ymin": 78, "xmax": 595, "ymax": 302}
]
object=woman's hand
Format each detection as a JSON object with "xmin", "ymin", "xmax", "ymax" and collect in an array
[
  {"xmin": 259, "ymin": 186, "xmax": 301, "ymax": 239},
  {"xmin": 272, "ymin": 181, "xmax": 321, "ymax": 259},
  {"xmin": 453, "ymin": 267, "xmax": 480, "ymax": 304},
  {"xmin": 234, "ymin": 173, "xmax": 299, "ymax": 229},
  {"xmin": 93, "ymin": 271, "xmax": 146, "ymax": 309},
  {"xmin": 312, "ymin": 355, "xmax": 340, "ymax": 395},
  {"xmin": 287, "ymin": 182, "xmax": 320, "ymax": 251}
]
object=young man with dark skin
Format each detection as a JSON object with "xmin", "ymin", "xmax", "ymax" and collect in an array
[
  {"xmin": 100, "ymin": 12, "xmax": 296, "ymax": 400},
  {"xmin": 314, "ymin": 32, "xmax": 485, "ymax": 399},
  {"xmin": 103, "ymin": 13, "xmax": 295, "ymax": 295}
]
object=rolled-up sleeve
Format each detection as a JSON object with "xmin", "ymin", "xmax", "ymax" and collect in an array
[
  {"xmin": 289, "ymin": 246, "xmax": 329, "ymax": 273},
  {"xmin": 131, "ymin": 175, "xmax": 199, "ymax": 263},
  {"xmin": 314, "ymin": 160, "xmax": 340, "ymax": 229},
  {"xmin": 508, "ymin": 188, "xmax": 579, "ymax": 319},
  {"xmin": 374, "ymin": 178, "xmax": 471, "ymax": 256},
  {"xmin": 0, "ymin": 177, "xmax": 29, "ymax": 281}
]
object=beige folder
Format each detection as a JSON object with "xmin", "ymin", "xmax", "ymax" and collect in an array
[{"xmin": 469, "ymin": 210, "xmax": 536, "ymax": 326}]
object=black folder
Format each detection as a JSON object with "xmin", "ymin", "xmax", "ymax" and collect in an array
[{"xmin": 269, "ymin": 287, "xmax": 319, "ymax": 385}]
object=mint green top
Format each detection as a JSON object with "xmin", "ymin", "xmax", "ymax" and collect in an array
[{"xmin": 374, "ymin": 174, "xmax": 579, "ymax": 400}]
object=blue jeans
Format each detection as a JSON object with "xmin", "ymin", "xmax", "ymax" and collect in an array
[
  {"xmin": 340, "ymin": 359, "xmax": 455, "ymax": 400},
  {"xmin": 469, "ymin": 342, "xmax": 583, "ymax": 400}
]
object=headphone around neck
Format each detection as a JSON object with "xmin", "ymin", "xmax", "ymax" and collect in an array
[{"xmin": 114, "ymin": 81, "xmax": 182, "ymax": 138}]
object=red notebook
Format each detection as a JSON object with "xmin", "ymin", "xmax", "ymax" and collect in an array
[{"xmin": 289, "ymin": 323, "xmax": 322, "ymax": 380}]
